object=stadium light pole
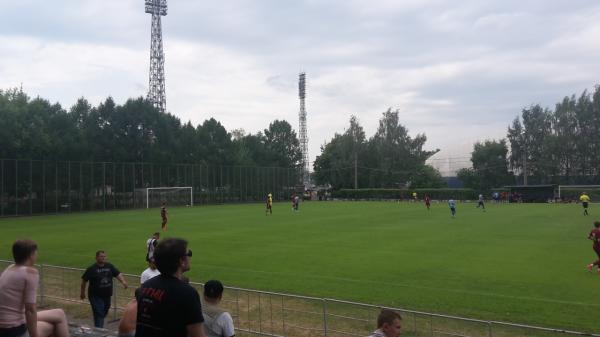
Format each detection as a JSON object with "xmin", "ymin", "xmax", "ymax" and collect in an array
[
  {"xmin": 145, "ymin": 0, "xmax": 168, "ymax": 113},
  {"xmin": 299, "ymin": 72, "xmax": 310, "ymax": 189}
]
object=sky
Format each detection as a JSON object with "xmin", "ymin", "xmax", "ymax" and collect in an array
[{"xmin": 2, "ymin": 0, "xmax": 600, "ymax": 175}]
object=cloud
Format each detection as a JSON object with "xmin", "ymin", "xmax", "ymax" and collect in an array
[{"xmin": 2, "ymin": 0, "xmax": 600, "ymax": 175}]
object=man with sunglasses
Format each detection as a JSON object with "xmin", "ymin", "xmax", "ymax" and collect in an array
[{"xmin": 135, "ymin": 238, "xmax": 206, "ymax": 337}]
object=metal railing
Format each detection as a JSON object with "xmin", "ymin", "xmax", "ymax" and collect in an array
[{"xmin": 1, "ymin": 260, "xmax": 598, "ymax": 337}]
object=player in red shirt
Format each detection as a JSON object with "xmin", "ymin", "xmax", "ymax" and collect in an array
[
  {"xmin": 424, "ymin": 195, "xmax": 431, "ymax": 210},
  {"xmin": 586, "ymin": 221, "xmax": 600, "ymax": 273},
  {"xmin": 160, "ymin": 202, "xmax": 168, "ymax": 231}
]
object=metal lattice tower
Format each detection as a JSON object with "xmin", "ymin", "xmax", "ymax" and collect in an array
[
  {"xmin": 145, "ymin": 0, "xmax": 167, "ymax": 113},
  {"xmin": 299, "ymin": 72, "xmax": 310, "ymax": 188}
]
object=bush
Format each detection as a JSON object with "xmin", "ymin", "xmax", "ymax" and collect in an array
[{"xmin": 331, "ymin": 188, "xmax": 477, "ymax": 200}]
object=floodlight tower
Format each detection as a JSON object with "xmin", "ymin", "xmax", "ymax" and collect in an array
[
  {"xmin": 145, "ymin": 0, "xmax": 167, "ymax": 113},
  {"xmin": 299, "ymin": 72, "xmax": 310, "ymax": 188}
]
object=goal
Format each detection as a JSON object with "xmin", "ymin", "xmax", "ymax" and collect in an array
[
  {"xmin": 557, "ymin": 185, "xmax": 600, "ymax": 202},
  {"xmin": 145, "ymin": 187, "xmax": 193, "ymax": 209}
]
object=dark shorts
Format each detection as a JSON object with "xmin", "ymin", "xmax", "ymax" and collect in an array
[
  {"xmin": 583, "ymin": 202, "xmax": 589, "ymax": 209},
  {"xmin": 0, "ymin": 324, "xmax": 27, "ymax": 337},
  {"xmin": 161, "ymin": 217, "xmax": 167, "ymax": 225},
  {"xmin": 594, "ymin": 246, "xmax": 600, "ymax": 258}
]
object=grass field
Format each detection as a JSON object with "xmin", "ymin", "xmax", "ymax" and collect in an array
[{"xmin": 0, "ymin": 201, "xmax": 598, "ymax": 333}]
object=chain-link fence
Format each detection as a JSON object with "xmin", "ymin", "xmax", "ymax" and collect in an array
[
  {"xmin": 1, "ymin": 260, "xmax": 597, "ymax": 337},
  {"xmin": 0, "ymin": 159, "xmax": 301, "ymax": 216}
]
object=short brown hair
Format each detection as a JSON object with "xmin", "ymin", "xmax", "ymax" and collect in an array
[
  {"xmin": 154, "ymin": 238, "xmax": 188, "ymax": 275},
  {"xmin": 12, "ymin": 239, "xmax": 38, "ymax": 264},
  {"xmin": 96, "ymin": 250, "xmax": 105, "ymax": 257},
  {"xmin": 377, "ymin": 309, "xmax": 402, "ymax": 328},
  {"xmin": 594, "ymin": 221, "xmax": 600, "ymax": 228}
]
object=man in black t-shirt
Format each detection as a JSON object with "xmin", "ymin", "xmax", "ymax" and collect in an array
[
  {"xmin": 136, "ymin": 238, "xmax": 206, "ymax": 337},
  {"xmin": 80, "ymin": 250, "xmax": 128, "ymax": 328}
]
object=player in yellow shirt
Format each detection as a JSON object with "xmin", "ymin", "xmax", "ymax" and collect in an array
[
  {"xmin": 412, "ymin": 192, "xmax": 418, "ymax": 202},
  {"xmin": 266, "ymin": 193, "xmax": 273, "ymax": 215},
  {"xmin": 580, "ymin": 192, "xmax": 590, "ymax": 216}
]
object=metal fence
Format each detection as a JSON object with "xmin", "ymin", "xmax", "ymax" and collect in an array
[
  {"xmin": 1, "ymin": 260, "xmax": 597, "ymax": 337},
  {"xmin": 0, "ymin": 159, "xmax": 300, "ymax": 217}
]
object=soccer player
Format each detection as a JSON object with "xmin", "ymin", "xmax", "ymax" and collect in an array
[
  {"xmin": 412, "ymin": 191, "xmax": 418, "ymax": 202},
  {"xmin": 146, "ymin": 232, "xmax": 160, "ymax": 262},
  {"xmin": 266, "ymin": 193, "xmax": 273, "ymax": 215},
  {"xmin": 292, "ymin": 193, "xmax": 299, "ymax": 212},
  {"xmin": 476, "ymin": 194, "xmax": 486, "ymax": 211},
  {"xmin": 448, "ymin": 198, "xmax": 456, "ymax": 218},
  {"xmin": 580, "ymin": 192, "xmax": 590, "ymax": 216},
  {"xmin": 160, "ymin": 202, "xmax": 168, "ymax": 231},
  {"xmin": 424, "ymin": 195, "xmax": 431, "ymax": 210},
  {"xmin": 586, "ymin": 221, "xmax": 600, "ymax": 273}
]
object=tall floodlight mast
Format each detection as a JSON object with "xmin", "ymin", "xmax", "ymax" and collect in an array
[
  {"xmin": 299, "ymin": 72, "xmax": 310, "ymax": 188},
  {"xmin": 145, "ymin": 0, "xmax": 167, "ymax": 113}
]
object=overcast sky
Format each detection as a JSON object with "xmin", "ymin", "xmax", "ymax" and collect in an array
[{"xmin": 2, "ymin": 0, "xmax": 600, "ymax": 175}]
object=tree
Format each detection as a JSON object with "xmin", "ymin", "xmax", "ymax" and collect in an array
[
  {"xmin": 196, "ymin": 118, "xmax": 234, "ymax": 166},
  {"xmin": 313, "ymin": 111, "xmax": 440, "ymax": 189},
  {"xmin": 0, "ymin": 88, "xmax": 304, "ymax": 170},
  {"xmin": 410, "ymin": 165, "xmax": 446, "ymax": 188},
  {"xmin": 232, "ymin": 132, "xmax": 268, "ymax": 166},
  {"xmin": 263, "ymin": 120, "xmax": 302, "ymax": 168},
  {"xmin": 459, "ymin": 140, "xmax": 513, "ymax": 191},
  {"xmin": 507, "ymin": 105, "xmax": 553, "ymax": 183},
  {"xmin": 366, "ymin": 109, "xmax": 438, "ymax": 187},
  {"xmin": 313, "ymin": 116, "xmax": 372, "ymax": 189}
]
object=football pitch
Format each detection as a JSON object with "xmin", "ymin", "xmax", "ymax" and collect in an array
[{"xmin": 0, "ymin": 201, "xmax": 598, "ymax": 332}]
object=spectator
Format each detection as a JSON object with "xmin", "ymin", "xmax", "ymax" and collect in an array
[
  {"xmin": 364, "ymin": 309, "xmax": 402, "ymax": 337},
  {"xmin": 119, "ymin": 276, "xmax": 191, "ymax": 337},
  {"xmin": 135, "ymin": 238, "xmax": 206, "ymax": 337},
  {"xmin": 202, "ymin": 280, "xmax": 235, "ymax": 337},
  {"xmin": 140, "ymin": 258, "xmax": 161, "ymax": 284},
  {"xmin": 146, "ymin": 232, "xmax": 160, "ymax": 262},
  {"xmin": 0, "ymin": 239, "xmax": 69, "ymax": 337},
  {"xmin": 80, "ymin": 250, "xmax": 128, "ymax": 328}
]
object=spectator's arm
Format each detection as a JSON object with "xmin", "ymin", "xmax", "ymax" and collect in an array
[
  {"xmin": 116, "ymin": 273, "xmax": 128, "ymax": 289},
  {"xmin": 24, "ymin": 302, "xmax": 38, "ymax": 337},
  {"xmin": 186, "ymin": 322, "xmax": 206, "ymax": 337},
  {"xmin": 80, "ymin": 280, "xmax": 87, "ymax": 300}
]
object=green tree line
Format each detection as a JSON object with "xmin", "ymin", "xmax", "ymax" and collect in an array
[
  {"xmin": 459, "ymin": 84, "xmax": 600, "ymax": 191},
  {"xmin": 0, "ymin": 88, "xmax": 301, "ymax": 169},
  {"xmin": 313, "ymin": 110, "xmax": 445, "ymax": 189}
]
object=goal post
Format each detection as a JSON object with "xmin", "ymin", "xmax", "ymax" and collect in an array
[
  {"xmin": 145, "ymin": 187, "xmax": 193, "ymax": 209},
  {"xmin": 558, "ymin": 185, "xmax": 600, "ymax": 201}
]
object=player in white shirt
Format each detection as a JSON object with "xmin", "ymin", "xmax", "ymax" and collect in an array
[
  {"xmin": 476, "ymin": 194, "xmax": 486, "ymax": 211},
  {"xmin": 448, "ymin": 198, "xmax": 457, "ymax": 218}
]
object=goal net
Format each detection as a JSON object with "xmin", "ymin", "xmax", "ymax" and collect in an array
[
  {"xmin": 145, "ymin": 187, "xmax": 193, "ymax": 209},
  {"xmin": 558, "ymin": 185, "xmax": 600, "ymax": 202}
]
